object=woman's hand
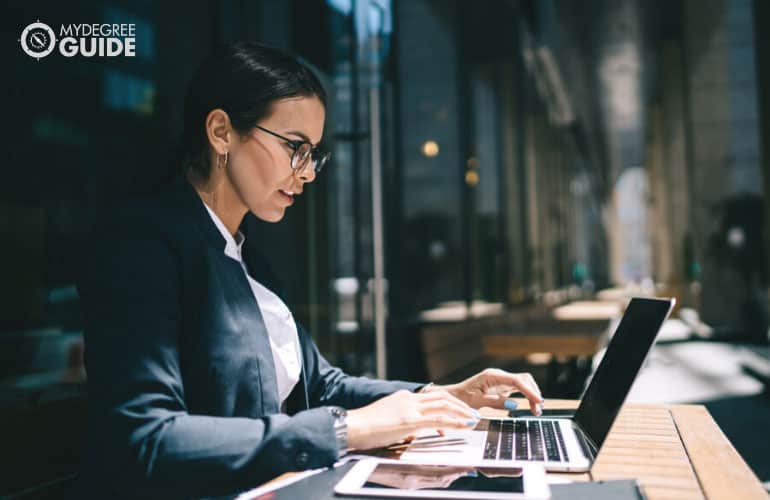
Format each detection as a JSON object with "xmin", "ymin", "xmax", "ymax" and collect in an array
[
  {"xmin": 425, "ymin": 368, "xmax": 544, "ymax": 416},
  {"xmin": 346, "ymin": 389, "xmax": 480, "ymax": 450}
]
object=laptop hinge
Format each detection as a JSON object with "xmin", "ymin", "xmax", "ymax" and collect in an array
[{"xmin": 575, "ymin": 427, "xmax": 598, "ymax": 460}]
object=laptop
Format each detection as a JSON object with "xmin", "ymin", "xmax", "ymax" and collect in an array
[{"xmin": 399, "ymin": 297, "xmax": 675, "ymax": 472}]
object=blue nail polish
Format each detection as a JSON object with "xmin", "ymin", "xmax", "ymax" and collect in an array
[
  {"xmin": 466, "ymin": 419, "xmax": 478, "ymax": 427},
  {"xmin": 504, "ymin": 399, "xmax": 518, "ymax": 411},
  {"xmin": 466, "ymin": 470, "xmax": 478, "ymax": 477},
  {"xmin": 472, "ymin": 409, "xmax": 481, "ymax": 418}
]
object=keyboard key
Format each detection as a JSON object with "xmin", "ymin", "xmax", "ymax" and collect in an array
[
  {"xmin": 528, "ymin": 421, "xmax": 545, "ymax": 461},
  {"xmin": 514, "ymin": 420, "xmax": 528, "ymax": 459},
  {"xmin": 484, "ymin": 419, "xmax": 501, "ymax": 459},
  {"xmin": 499, "ymin": 420, "xmax": 514, "ymax": 459},
  {"xmin": 554, "ymin": 422, "xmax": 569, "ymax": 461},
  {"xmin": 542, "ymin": 421, "xmax": 562, "ymax": 462}
]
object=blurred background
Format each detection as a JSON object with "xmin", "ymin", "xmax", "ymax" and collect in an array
[{"xmin": 3, "ymin": 0, "xmax": 770, "ymax": 496}]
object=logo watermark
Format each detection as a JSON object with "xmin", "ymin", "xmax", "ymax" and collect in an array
[
  {"xmin": 19, "ymin": 20, "xmax": 136, "ymax": 60},
  {"xmin": 19, "ymin": 21, "xmax": 56, "ymax": 60}
]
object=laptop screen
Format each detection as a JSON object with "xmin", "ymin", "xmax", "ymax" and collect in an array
[{"xmin": 573, "ymin": 297, "xmax": 674, "ymax": 451}]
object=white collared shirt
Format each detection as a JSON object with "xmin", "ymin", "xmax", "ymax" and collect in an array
[{"xmin": 203, "ymin": 203, "xmax": 301, "ymax": 407}]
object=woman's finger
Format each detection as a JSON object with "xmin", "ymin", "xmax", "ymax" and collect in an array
[
  {"xmin": 477, "ymin": 392, "xmax": 515, "ymax": 410},
  {"xmin": 495, "ymin": 370, "xmax": 543, "ymax": 401},
  {"xmin": 520, "ymin": 374, "xmax": 544, "ymax": 414},
  {"xmin": 482, "ymin": 369, "xmax": 543, "ymax": 413},
  {"xmin": 512, "ymin": 376, "xmax": 540, "ymax": 399}
]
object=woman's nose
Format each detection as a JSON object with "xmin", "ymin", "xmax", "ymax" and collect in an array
[{"xmin": 297, "ymin": 166, "xmax": 316, "ymax": 183}]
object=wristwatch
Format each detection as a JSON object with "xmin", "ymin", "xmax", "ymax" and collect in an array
[{"xmin": 327, "ymin": 406, "xmax": 348, "ymax": 456}]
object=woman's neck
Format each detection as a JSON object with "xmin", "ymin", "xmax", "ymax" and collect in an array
[{"xmin": 186, "ymin": 168, "xmax": 247, "ymax": 236}]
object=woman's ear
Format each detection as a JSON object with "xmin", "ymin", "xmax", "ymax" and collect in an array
[{"xmin": 205, "ymin": 109, "xmax": 233, "ymax": 155}]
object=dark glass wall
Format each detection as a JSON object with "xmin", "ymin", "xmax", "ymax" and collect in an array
[
  {"xmin": 2, "ymin": 1, "xmax": 346, "ymax": 493},
  {"xmin": 3, "ymin": 0, "xmax": 613, "ymax": 398}
]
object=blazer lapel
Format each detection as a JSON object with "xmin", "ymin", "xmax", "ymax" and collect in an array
[
  {"xmin": 172, "ymin": 175, "xmax": 282, "ymax": 415},
  {"xmin": 239, "ymin": 217, "xmax": 289, "ymax": 303},
  {"xmin": 213, "ymin": 252, "xmax": 282, "ymax": 415}
]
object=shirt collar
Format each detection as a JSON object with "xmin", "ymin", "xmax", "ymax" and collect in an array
[{"xmin": 202, "ymin": 203, "xmax": 245, "ymax": 261}]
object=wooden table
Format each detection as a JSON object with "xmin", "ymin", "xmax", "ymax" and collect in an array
[{"xmin": 491, "ymin": 398, "xmax": 767, "ymax": 499}]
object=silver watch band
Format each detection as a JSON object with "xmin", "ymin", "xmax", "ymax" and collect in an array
[{"xmin": 328, "ymin": 406, "xmax": 348, "ymax": 456}]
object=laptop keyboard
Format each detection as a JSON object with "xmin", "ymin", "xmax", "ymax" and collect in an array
[{"xmin": 477, "ymin": 419, "xmax": 569, "ymax": 462}]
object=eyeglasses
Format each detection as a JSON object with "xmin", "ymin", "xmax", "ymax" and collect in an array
[{"xmin": 254, "ymin": 124, "xmax": 331, "ymax": 174}]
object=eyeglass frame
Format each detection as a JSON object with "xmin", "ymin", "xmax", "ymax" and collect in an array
[{"xmin": 253, "ymin": 124, "xmax": 330, "ymax": 174}]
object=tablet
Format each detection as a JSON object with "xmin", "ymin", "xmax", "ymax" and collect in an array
[{"xmin": 334, "ymin": 460, "xmax": 550, "ymax": 499}]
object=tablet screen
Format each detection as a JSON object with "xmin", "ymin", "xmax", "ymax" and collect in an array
[{"xmin": 362, "ymin": 463, "xmax": 525, "ymax": 494}]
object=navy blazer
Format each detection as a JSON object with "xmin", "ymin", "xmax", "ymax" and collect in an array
[{"xmin": 78, "ymin": 176, "xmax": 420, "ymax": 499}]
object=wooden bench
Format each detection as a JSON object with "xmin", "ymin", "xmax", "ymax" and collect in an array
[
  {"xmin": 419, "ymin": 318, "xmax": 505, "ymax": 384},
  {"xmin": 417, "ymin": 303, "xmax": 611, "ymax": 395}
]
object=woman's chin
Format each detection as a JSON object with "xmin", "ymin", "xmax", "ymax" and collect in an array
[{"xmin": 252, "ymin": 206, "xmax": 286, "ymax": 223}]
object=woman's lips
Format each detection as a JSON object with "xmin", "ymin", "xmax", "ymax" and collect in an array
[{"xmin": 278, "ymin": 189, "xmax": 294, "ymax": 205}]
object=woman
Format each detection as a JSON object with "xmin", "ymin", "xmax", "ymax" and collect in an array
[{"xmin": 78, "ymin": 42, "xmax": 543, "ymax": 499}]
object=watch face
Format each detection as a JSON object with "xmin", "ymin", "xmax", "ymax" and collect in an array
[{"xmin": 20, "ymin": 22, "xmax": 57, "ymax": 60}]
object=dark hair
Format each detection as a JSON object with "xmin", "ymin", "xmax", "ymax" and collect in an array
[{"xmin": 180, "ymin": 41, "xmax": 327, "ymax": 177}]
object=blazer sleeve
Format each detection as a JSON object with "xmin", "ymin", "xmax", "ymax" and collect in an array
[
  {"xmin": 79, "ymin": 218, "xmax": 339, "ymax": 499},
  {"xmin": 297, "ymin": 324, "xmax": 423, "ymax": 409}
]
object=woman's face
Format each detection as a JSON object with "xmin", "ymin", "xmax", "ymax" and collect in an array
[{"xmin": 227, "ymin": 95, "xmax": 325, "ymax": 223}]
